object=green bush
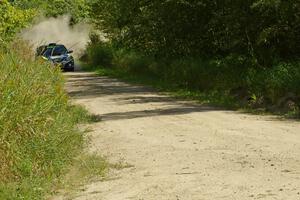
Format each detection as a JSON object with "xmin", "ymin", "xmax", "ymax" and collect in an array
[
  {"xmin": 86, "ymin": 43, "xmax": 113, "ymax": 67},
  {"xmin": 0, "ymin": 0, "xmax": 36, "ymax": 45},
  {"xmin": 0, "ymin": 43, "xmax": 86, "ymax": 199},
  {"xmin": 247, "ymin": 62, "xmax": 300, "ymax": 104},
  {"xmin": 11, "ymin": 0, "xmax": 90, "ymax": 24},
  {"xmin": 86, "ymin": 41, "xmax": 155, "ymax": 73},
  {"xmin": 112, "ymin": 49, "xmax": 153, "ymax": 73},
  {"xmin": 162, "ymin": 58, "xmax": 218, "ymax": 90}
]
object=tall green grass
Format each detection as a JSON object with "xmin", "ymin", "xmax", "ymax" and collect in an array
[{"xmin": 0, "ymin": 43, "xmax": 87, "ymax": 199}]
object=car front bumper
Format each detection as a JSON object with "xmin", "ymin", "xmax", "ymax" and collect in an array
[
  {"xmin": 62, "ymin": 61, "xmax": 74, "ymax": 70},
  {"xmin": 53, "ymin": 60, "xmax": 74, "ymax": 71}
]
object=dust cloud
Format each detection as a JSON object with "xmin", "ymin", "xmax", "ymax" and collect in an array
[{"xmin": 21, "ymin": 15, "xmax": 91, "ymax": 57}]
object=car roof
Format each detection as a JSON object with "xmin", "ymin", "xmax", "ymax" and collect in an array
[
  {"xmin": 36, "ymin": 44, "xmax": 68, "ymax": 56},
  {"xmin": 48, "ymin": 44, "xmax": 65, "ymax": 48}
]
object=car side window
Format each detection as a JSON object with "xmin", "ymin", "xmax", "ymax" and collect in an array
[{"xmin": 52, "ymin": 45, "xmax": 67, "ymax": 56}]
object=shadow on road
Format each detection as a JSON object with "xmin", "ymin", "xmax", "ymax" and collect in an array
[
  {"xmin": 66, "ymin": 72, "xmax": 224, "ymax": 122},
  {"xmin": 66, "ymin": 72, "xmax": 154, "ymax": 98},
  {"xmin": 98, "ymin": 106, "xmax": 216, "ymax": 121}
]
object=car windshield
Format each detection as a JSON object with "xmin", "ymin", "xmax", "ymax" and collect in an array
[
  {"xmin": 43, "ymin": 47, "xmax": 54, "ymax": 58},
  {"xmin": 52, "ymin": 45, "xmax": 67, "ymax": 56}
]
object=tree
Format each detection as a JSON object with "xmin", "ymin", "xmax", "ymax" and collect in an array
[
  {"xmin": 11, "ymin": 0, "xmax": 90, "ymax": 24},
  {"xmin": 89, "ymin": 0, "xmax": 300, "ymax": 64},
  {"xmin": 0, "ymin": 0, "xmax": 36, "ymax": 45}
]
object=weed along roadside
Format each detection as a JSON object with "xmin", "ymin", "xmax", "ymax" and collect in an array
[
  {"xmin": 0, "ymin": 1, "xmax": 106, "ymax": 199},
  {"xmin": 0, "ymin": 44, "xmax": 108, "ymax": 200}
]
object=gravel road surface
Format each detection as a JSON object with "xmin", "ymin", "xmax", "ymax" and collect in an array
[{"xmin": 64, "ymin": 72, "xmax": 300, "ymax": 200}]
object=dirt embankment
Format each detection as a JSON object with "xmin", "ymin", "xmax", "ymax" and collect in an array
[{"xmin": 64, "ymin": 72, "xmax": 300, "ymax": 200}]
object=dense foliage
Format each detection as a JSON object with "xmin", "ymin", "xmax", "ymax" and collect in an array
[
  {"xmin": 86, "ymin": 0, "xmax": 300, "ymax": 115},
  {"xmin": 11, "ymin": 0, "xmax": 90, "ymax": 23},
  {"xmin": 1, "ymin": 0, "xmax": 90, "ymax": 46},
  {"xmin": 90, "ymin": 0, "xmax": 300, "ymax": 64},
  {"xmin": 0, "ymin": 0, "xmax": 35, "ymax": 45}
]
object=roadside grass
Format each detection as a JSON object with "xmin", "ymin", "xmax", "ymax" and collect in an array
[
  {"xmin": 0, "ymin": 43, "xmax": 108, "ymax": 200},
  {"xmin": 52, "ymin": 153, "xmax": 135, "ymax": 199},
  {"xmin": 68, "ymin": 104, "xmax": 102, "ymax": 124},
  {"xmin": 52, "ymin": 154, "xmax": 108, "ymax": 197}
]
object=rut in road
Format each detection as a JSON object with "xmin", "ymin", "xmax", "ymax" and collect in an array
[{"xmin": 65, "ymin": 72, "xmax": 300, "ymax": 200}]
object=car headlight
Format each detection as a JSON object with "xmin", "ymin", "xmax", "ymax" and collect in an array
[{"xmin": 42, "ymin": 56, "xmax": 49, "ymax": 61}]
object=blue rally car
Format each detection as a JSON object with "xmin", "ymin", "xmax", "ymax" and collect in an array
[{"xmin": 36, "ymin": 43, "xmax": 75, "ymax": 72}]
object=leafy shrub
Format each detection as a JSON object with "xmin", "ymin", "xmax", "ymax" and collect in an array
[
  {"xmin": 86, "ymin": 43, "xmax": 113, "ymax": 67},
  {"xmin": 247, "ymin": 62, "xmax": 300, "ymax": 104},
  {"xmin": 160, "ymin": 58, "xmax": 214, "ymax": 90},
  {"xmin": 112, "ymin": 49, "xmax": 153, "ymax": 73},
  {"xmin": 11, "ymin": 0, "xmax": 90, "ymax": 24},
  {"xmin": 0, "ymin": 0, "xmax": 35, "ymax": 45},
  {"xmin": 86, "ymin": 43, "xmax": 153, "ymax": 74}
]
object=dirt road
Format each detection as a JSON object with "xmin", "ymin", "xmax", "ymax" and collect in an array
[{"xmin": 65, "ymin": 72, "xmax": 300, "ymax": 200}]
